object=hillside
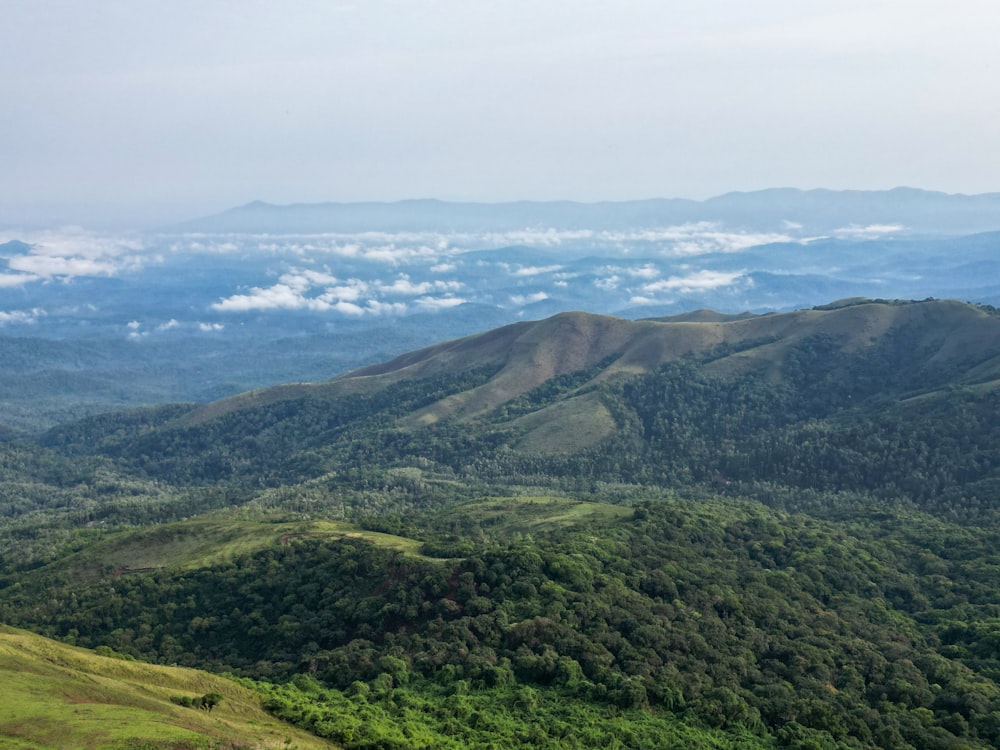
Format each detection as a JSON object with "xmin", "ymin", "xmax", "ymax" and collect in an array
[
  {"xmin": 6, "ymin": 296, "xmax": 1000, "ymax": 749},
  {"xmin": 31, "ymin": 298, "xmax": 1000, "ymax": 524},
  {"xmin": 177, "ymin": 297, "xmax": 1000, "ymax": 430},
  {"xmin": 0, "ymin": 625, "xmax": 333, "ymax": 750}
]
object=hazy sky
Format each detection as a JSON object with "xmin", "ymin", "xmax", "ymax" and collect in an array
[{"xmin": 2, "ymin": 1, "xmax": 999, "ymax": 227}]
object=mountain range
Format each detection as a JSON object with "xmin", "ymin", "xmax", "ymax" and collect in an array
[{"xmin": 172, "ymin": 187, "xmax": 1000, "ymax": 234}]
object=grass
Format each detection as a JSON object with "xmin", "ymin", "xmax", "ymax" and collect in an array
[
  {"xmin": 432, "ymin": 496, "xmax": 633, "ymax": 537},
  {"xmin": 47, "ymin": 516, "xmax": 441, "ymax": 588},
  {"xmin": 0, "ymin": 625, "xmax": 333, "ymax": 750}
]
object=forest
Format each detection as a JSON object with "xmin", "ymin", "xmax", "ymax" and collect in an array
[{"xmin": 3, "ymin": 298, "xmax": 1000, "ymax": 749}]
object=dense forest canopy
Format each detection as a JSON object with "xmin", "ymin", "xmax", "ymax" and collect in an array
[{"xmin": 4, "ymin": 297, "xmax": 1000, "ymax": 749}]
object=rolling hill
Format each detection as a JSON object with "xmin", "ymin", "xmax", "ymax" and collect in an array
[{"xmin": 148, "ymin": 297, "xmax": 1000, "ymax": 455}]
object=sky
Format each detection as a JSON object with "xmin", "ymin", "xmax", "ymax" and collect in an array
[{"xmin": 2, "ymin": 0, "xmax": 999, "ymax": 228}]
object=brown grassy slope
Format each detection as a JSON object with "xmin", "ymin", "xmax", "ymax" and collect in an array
[{"xmin": 180, "ymin": 300, "xmax": 1000, "ymax": 439}]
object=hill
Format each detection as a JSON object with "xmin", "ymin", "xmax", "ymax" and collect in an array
[
  {"xmin": 35, "ymin": 298, "xmax": 1000, "ymax": 523},
  {"xmin": 0, "ymin": 625, "xmax": 333, "ymax": 750}
]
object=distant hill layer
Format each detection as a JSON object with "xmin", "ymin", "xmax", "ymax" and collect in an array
[{"xmin": 171, "ymin": 188, "xmax": 1000, "ymax": 234}]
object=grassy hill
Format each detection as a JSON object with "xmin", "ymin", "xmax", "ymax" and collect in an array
[
  {"xmin": 0, "ymin": 625, "xmax": 333, "ymax": 750},
  {"xmin": 171, "ymin": 298, "xmax": 1000, "ymax": 444},
  {"xmin": 29, "ymin": 298, "xmax": 1000, "ymax": 521}
]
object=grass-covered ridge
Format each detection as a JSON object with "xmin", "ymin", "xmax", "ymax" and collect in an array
[{"xmin": 0, "ymin": 625, "xmax": 333, "ymax": 750}]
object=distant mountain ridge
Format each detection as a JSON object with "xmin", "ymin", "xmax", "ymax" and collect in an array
[{"xmin": 170, "ymin": 187, "xmax": 1000, "ymax": 234}]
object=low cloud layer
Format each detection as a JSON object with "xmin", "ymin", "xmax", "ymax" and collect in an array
[
  {"xmin": 0, "ymin": 229, "xmax": 148, "ymax": 284},
  {"xmin": 211, "ymin": 269, "xmax": 465, "ymax": 315},
  {"xmin": 833, "ymin": 224, "xmax": 905, "ymax": 239},
  {"xmin": 0, "ymin": 308, "xmax": 45, "ymax": 325},
  {"xmin": 642, "ymin": 270, "xmax": 747, "ymax": 294}
]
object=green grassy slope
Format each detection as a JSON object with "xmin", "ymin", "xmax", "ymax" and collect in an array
[
  {"xmin": 0, "ymin": 625, "xmax": 334, "ymax": 750},
  {"xmin": 31, "ymin": 516, "xmax": 442, "ymax": 589}
]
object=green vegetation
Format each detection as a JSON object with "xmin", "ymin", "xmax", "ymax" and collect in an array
[
  {"xmin": 0, "ymin": 625, "xmax": 332, "ymax": 749},
  {"xmin": 5, "ymin": 298, "xmax": 1000, "ymax": 748}
]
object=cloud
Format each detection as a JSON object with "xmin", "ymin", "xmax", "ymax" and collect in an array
[
  {"xmin": 431, "ymin": 262, "xmax": 457, "ymax": 272},
  {"xmin": 333, "ymin": 301, "xmax": 365, "ymax": 316},
  {"xmin": 318, "ymin": 282, "xmax": 368, "ymax": 303},
  {"xmin": 642, "ymin": 270, "xmax": 746, "ymax": 294},
  {"xmin": 280, "ymin": 269, "xmax": 339, "ymax": 288},
  {"xmin": 415, "ymin": 296, "xmax": 468, "ymax": 310},
  {"xmin": 127, "ymin": 320, "xmax": 141, "ymax": 329},
  {"xmin": 9, "ymin": 254, "xmax": 124, "ymax": 277},
  {"xmin": 198, "ymin": 322, "xmax": 224, "ymax": 331},
  {"xmin": 364, "ymin": 300, "xmax": 408, "ymax": 315},
  {"xmin": 4, "ymin": 229, "xmax": 148, "ymax": 280},
  {"xmin": 503, "ymin": 264, "xmax": 564, "ymax": 277},
  {"xmin": 0, "ymin": 308, "xmax": 44, "ymax": 325},
  {"xmin": 0, "ymin": 272, "xmax": 40, "ymax": 287},
  {"xmin": 212, "ymin": 282, "xmax": 333, "ymax": 311},
  {"xmin": 624, "ymin": 264, "xmax": 660, "ymax": 279},
  {"xmin": 509, "ymin": 292, "xmax": 549, "ymax": 306},
  {"xmin": 377, "ymin": 274, "xmax": 463, "ymax": 296},
  {"xmin": 594, "ymin": 275, "xmax": 620, "ymax": 290},
  {"xmin": 158, "ymin": 319, "xmax": 180, "ymax": 330},
  {"xmin": 598, "ymin": 223, "xmax": 794, "ymax": 256},
  {"xmin": 833, "ymin": 224, "xmax": 905, "ymax": 239}
]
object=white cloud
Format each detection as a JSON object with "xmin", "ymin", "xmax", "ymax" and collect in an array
[
  {"xmin": 503, "ymin": 264, "xmax": 564, "ymax": 277},
  {"xmin": 415, "ymin": 296, "xmax": 467, "ymax": 310},
  {"xmin": 377, "ymin": 275, "xmax": 433, "ymax": 296},
  {"xmin": 212, "ymin": 283, "xmax": 332, "ymax": 311},
  {"xmin": 509, "ymin": 292, "xmax": 548, "ymax": 306},
  {"xmin": 280, "ymin": 269, "xmax": 339, "ymax": 288},
  {"xmin": 431, "ymin": 262, "xmax": 457, "ymax": 272},
  {"xmin": 833, "ymin": 224, "xmax": 905, "ymax": 239},
  {"xmin": 0, "ymin": 272, "xmax": 40, "ymax": 287},
  {"xmin": 364, "ymin": 300, "xmax": 408, "ymax": 315},
  {"xmin": 630, "ymin": 264, "xmax": 660, "ymax": 278},
  {"xmin": 9, "ymin": 254, "xmax": 123, "ymax": 277},
  {"xmin": 594, "ymin": 275, "xmax": 620, "ymax": 291},
  {"xmin": 643, "ymin": 270, "xmax": 746, "ymax": 294},
  {"xmin": 158, "ymin": 319, "xmax": 180, "ymax": 330},
  {"xmin": 0, "ymin": 308, "xmax": 44, "ymax": 325},
  {"xmin": 333, "ymin": 301, "xmax": 365, "ymax": 316},
  {"xmin": 127, "ymin": 320, "xmax": 141, "ymax": 329},
  {"xmin": 198, "ymin": 322, "xmax": 224, "ymax": 331},
  {"xmin": 5, "ymin": 229, "xmax": 148, "ymax": 280}
]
